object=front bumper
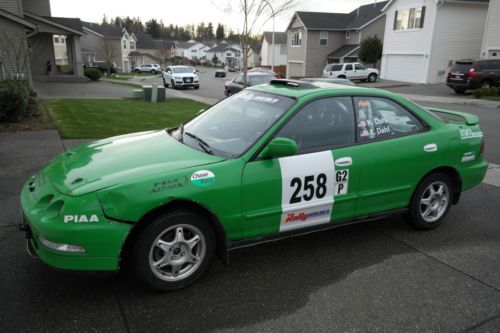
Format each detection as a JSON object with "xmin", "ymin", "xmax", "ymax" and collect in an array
[{"xmin": 20, "ymin": 172, "xmax": 132, "ymax": 271}]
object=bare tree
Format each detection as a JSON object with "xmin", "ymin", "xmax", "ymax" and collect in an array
[
  {"xmin": 0, "ymin": 32, "xmax": 31, "ymax": 80},
  {"xmin": 100, "ymin": 39, "xmax": 117, "ymax": 76},
  {"xmin": 216, "ymin": 0, "xmax": 297, "ymax": 84}
]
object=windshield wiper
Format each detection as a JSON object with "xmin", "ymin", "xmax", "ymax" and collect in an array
[{"xmin": 184, "ymin": 131, "xmax": 213, "ymax": 155}]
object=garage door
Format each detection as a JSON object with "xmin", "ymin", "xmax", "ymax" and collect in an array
[
  {"xmin": 384, "ymin": 55, "xmax": 425, "ymax": 83},
  {"xmin": 287, "ymin": 62, "xmax": 304, "ymax": 78}
]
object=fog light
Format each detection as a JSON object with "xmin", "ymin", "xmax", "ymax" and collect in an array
[{"xmin": 39, "ymin": 234, "xmax": 86, "ymax": 253}]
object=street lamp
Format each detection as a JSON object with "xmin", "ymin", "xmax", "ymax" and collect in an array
[{"xmin": 262, "ymin": 0, "xmax": 275, "ymax": 72}]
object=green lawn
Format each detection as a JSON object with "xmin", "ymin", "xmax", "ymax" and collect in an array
[{"xmin": 47, "ymin": 98, "xmax": 208, "ymax": 139}]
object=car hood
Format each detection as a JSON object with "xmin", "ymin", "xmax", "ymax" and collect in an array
[{"xmin": 46, "ymin": 130, "xmax": 225, "ymax": 196}]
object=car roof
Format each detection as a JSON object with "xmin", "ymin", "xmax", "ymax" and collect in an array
[{"xmin": 250, "ymin": 79, "xmax": 379, "ymax": 99}]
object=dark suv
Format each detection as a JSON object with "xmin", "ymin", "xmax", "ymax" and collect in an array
[
  {"xmin": 446, "ymin": 59, "xmax": 500, "ymax": 94},
  {"xmin": 83, "ymin": 61, "xmax": 117, "ymax": 74}
]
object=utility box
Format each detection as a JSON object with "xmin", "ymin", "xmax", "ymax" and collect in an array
[{"xmin": 142, "ymin": 85, "xmax": 166, "ymax": 103}]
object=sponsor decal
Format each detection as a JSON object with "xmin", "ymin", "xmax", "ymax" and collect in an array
[
  {"xmin": 284, "ymin": 209, "xmax": 331, "ymax": 224},
  {"xmin": 234, "ymin": 92, "xmax": 279, "ymax": 104},
  {"xmin": 150, "ymin": 177, "xmax": 188, "ymax": 194},
  {"xmin": 460, "ymin": 129, "xmax": 483, "ymax": 140},
  {"xmin": 461, "ymin": 152, "xmax": 475, "ymax": 163},
  {"xmin": 191, "ymin": 170, "xmax": 215, "ymax": 187},
  {"xmin": 64, "ymin": 215, "xmax": 99, "ymax": 223}
]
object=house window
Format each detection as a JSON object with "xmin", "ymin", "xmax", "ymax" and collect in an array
[
  {"xmin": 226, "ymin": 52, "xmax": 232, "ymax": 57},
  {"xmin": 394, "ymin": 6, "xmax": 426, "ymax": 30},
  {"xmin": 291, "ymin": 30, "xmax": 302, "ymax": 47},
  {"xmin": 130, "ymin": 41, "xmax": 135, "ymax": 50},
  {"xmin": 280, "ymin": 44, "xmax": 287, "ymax": 55},
  {"xmin": 54, "ymin": 36, "xmax": 59, "ymax": 44},
  {"xmin": 235, "ymin": 51, "xmax": 241, "ymax": 57},
  {"xmin": 123, "ymin": 41, "xmax": 127, "ymax": 49},
  {"xmin": 61, "ymin": 37, "xmax": 65, "ymax": 44},
  {"xmin": 191, "ymin": 49, "xmax": 197, "ymax": 53},
  {"xmin": 345, "ymin": 31, "xmax": 350, "ymax": 39},
  {"xmin": 319, "ymin": 31, "xmax": 328, "ymax": 46}
]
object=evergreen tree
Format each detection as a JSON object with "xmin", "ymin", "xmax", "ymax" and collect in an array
[
  {"xmin": 146, "ymin": 19, "xmax": 161, "ymax": 38},
  {"xmin": 358, "ymin": 35, "xmax": 383, "ymax": 67},
  {"xmin": 216, "ymin": 23, "xmax": 225, "ymax": 40}
]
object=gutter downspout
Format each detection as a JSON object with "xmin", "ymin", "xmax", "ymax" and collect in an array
[{"xmin": 423, "ymin": 0, "xmax": 445, "ymax": 84}]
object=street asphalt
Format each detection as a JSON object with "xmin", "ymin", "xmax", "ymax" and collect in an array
[{"xmin": 1, "ymin": 78, "xmax": 499, "ymax": 332}]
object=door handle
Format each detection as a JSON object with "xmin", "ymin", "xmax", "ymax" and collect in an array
[
  {"xmin": 424, "ymin": 143, "xmax": 438, "ymax": 152},
  {"xmin": 335, "ymin": 157, "xmax": 352, "ymax": 167}
]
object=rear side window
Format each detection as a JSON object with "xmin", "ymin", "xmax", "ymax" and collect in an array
[
  {"xmin": 249, "ymin": 75, "xmax": 275, "ymax": 86},
  {"xmin": 326, "ymin": 64, "xmax": 343, "ymax": 72},
  {"xmin": 345, "ymin": 64, "xmax": 353, "ymax": 71},
  {"xmin": 451, "ymin": 62, "xmax": 472, "ymax": 74},
  {"xmin": 480, "ymin": 60, "xmax": 500, "ymax": 70},
  {"xmin": 354, "ymin": 97, "xmax": 423, "ymax": 142}
]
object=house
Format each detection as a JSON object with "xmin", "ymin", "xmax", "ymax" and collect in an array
[
  {"xmin": 380, "ymin": 0, "xmax": 490, "ymax": 84},
  {"xmin": 246, "ymin": 46, "xmax": 261, "ymax": 68},
  {"xmin": 81, "ymin": 22, "xmax": 137, "ymax": 72},
  {"xmin": 178, "ymin": 41, "xmax": 208, "ymax": 60},
  {"xmin": 0, "ymin": 0, "xmax": 84, "ymax": 83},
  {"xmin": 134, "ymin": 33, "xmax": 176, "ymax": 67},
  {"xmin": 480, "ymin": 0, "xmax": 500, "ymax": 59},
  {"xmin": 206, "ymin": 41, "xmax": 243, "ymax": 68},
  {"xmin": 260, "ymin": 31, "xmax": 287, "ymax": 67},
  {"xmin": 286, "ymin": 1, "xmax": 387, "ymax": 78}
]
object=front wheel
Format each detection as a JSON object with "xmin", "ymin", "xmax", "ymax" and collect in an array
[
  {"xmin": 171, "ymin": 79, "xmax": 177, "ymax": 89},
  {"xmin": 163, "ymin": 78, "xmax": 169, "ymax": 88},
  {"xmin": 454, "ymin": 88, "xmax": 465, "ymax": 94},
  {"xmin": 368, "ymin": 73, "xmax": 378, "ymax": 82},
  {"xmin": 194, "ymin": 85, "xmax": 200, "ymax": 89},
  {"xmin": 133, "ymin": 210, "xmax": 215, "ymax": 291},
  {"xmin": 404, "ymin": 173, "xmax": 453, "ymax": 230}
]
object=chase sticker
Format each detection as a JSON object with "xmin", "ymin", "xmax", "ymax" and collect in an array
[{"xmin": 191, "ymin": 170, "xmax": 215, "ymax": 187}]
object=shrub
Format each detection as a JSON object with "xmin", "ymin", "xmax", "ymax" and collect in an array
[
  {"xmin": 0, "ymin": 80, "xmax": 29, "ymax": 122},
  {"xmin": 84, "ymin": 68, "xmax": 101, "ymax": 81},
  {"xmin": 497, "ymin": 87, "xmax": 500, "ymax": 96},
  {"xmin": 488, "ymin": 87, "xmax": 498, "ymax": 96},
  {"xmin": 473, "ymin": 89, "xmax": 482, "ymax": 99}
]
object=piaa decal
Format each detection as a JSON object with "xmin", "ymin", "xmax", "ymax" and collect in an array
[{"xmin": 64, "ymin": 215, "xmax": 99, "ymax": 223}]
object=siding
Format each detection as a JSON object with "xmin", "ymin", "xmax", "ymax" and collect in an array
[
  {"xmin": 0, "ymin": 0, "xmax": 23, "ymax": 16},
  {"xmin": 21, "ymin": 0, "xmax": 51, "ymax": 16},
  {"xmin": 305, "ymin": 30, "xmax": 343, "ymax": 76},
  {"xmin": 261, "ymin": 39, "xmax": 287, "ymax": 66},
  {"xmin": 286, "ymin": 15, "xmax": 306, "ymax": 78},
  {"xmin": 481, "ymin": 0, "xmax": 500, "ymax": 58},
  {"xmin": 360, "ymin": 15, "xmax": 386, "ymax": 42},
  {"xmin": 0, "ymin": 18, "xmax": 30, "ymax": 79},
  {"xmin": 428, "ymin": 2, "xmax": 488, "ymax": 83}
]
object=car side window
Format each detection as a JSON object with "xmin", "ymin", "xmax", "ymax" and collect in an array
[
  {"xmin": 234, "ymin": 75, "xmax": 243, "ymax": 85},
  {"xmin": 355, "ymin": 64, "xmax": 365, "ymax": 70},
  {"xmin": 345, "ymin": 64, "xmax": 353, "ymax": 71},
  {"xmin": 275, "ymin": 97, "xmax": 355, "ymax": 154},
  {"xmin": 354, "ymin": 97, "xmax": 423, "ymax": 142}
]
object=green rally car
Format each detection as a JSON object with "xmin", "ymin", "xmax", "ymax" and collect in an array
[{"xmin": 21, "ymin": 80, "xmax": 487, "ymax": 291}]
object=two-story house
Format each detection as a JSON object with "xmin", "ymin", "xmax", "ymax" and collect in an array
[
  {"xmin": 286, "ymin": 1, "xmax": 387, "ymax": 78},
  {"xmin": 481, "ymin": 0, "xmax": 500, "ymax": 59},
  {"xmin": 81, "ymin": 22, "xmax": 137, "ymax": 72},
  {"xmin": 260, "ymin": 31, "xmax": 287, "ymax": 67},
  {"xmin": 133, "ymin": 33, "xmax": 176, "ymax": 67},
  {"xmin": 206, "ymin": 42, "xmax": 243, "ymax": 68},
  {"xmin": 380, "ymin": 0, "xmax": 489, "ymax": 83},
  {"xmin": 0, "ymin": 0, "xmax": 84, "ymax": 83}
]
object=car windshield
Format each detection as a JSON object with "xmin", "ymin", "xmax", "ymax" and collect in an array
[
  {"xmin": 178, "ymin": 91, "xmax": 295, "ymax": 157},
  {"xmin": 249, "ymin": 75, "xmax": 275, "ymax": 86},
  {"xmin": 173, "ymin": 67, "xmax": 193, "ymax": 73}
]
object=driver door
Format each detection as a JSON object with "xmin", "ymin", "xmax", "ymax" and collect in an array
[{"xmin": 241, "ymin": 96, "xmax": 361, "ymax": 238}]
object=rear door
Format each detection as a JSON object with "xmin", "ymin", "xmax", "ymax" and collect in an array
[
  {"xmin": 344, "ymin": 64, "xmax": 355, "ymax": 79},
  {"xmin": 241, "ymin": 96, "xmax": 361, "ymax": 238},
  {"xmin": 231, "ymin": 74, "xmax": 244, "ymax": 93}
]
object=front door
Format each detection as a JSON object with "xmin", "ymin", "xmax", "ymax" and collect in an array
[{"xmin": 241, "ymin": 96, "xmax": 361, "ymax": 238}]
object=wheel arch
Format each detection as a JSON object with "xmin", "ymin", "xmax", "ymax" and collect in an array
[
  {"xmin": 419, "ymin": 166, "xmax": 462, "ymax": 205},
  {"xmin": 120, "ymin": 199, "xmax": 229, "ymax": 269}
]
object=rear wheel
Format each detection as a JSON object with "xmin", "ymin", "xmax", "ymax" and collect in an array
[
  {"xmin": 337, "ymin": 75, "xmax": 346, "ymax": 79},
  {"xmin": 404, "ymin": 173, "xmax": 453, "ymax": 230},
  {"xmin": 151, "ymin": 69, "xmax": 157, "ymax": 74},
  {"xmin": 480, "ymin": 80, "xmax": 492, "ymax": 88},
  {"xmin": 133, "ymin": 210, "xmax": 215, "ymax": 291},
  {"xmin": 454, "ymin": 88, "xmax": 465, "ymax": 94},
  {"xmin": 368, "ymin": 73, "xmax": 378, "ymax": 82}
]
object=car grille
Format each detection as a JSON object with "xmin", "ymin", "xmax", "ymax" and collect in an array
[{"xmin": 183, "ymin": 77, "xmax": 193, "ymax": 83}]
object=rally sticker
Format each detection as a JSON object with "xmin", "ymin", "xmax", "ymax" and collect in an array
[
  {"xmin": 64, "ymin": 215, "xmax": 99, "ymax": 223},
  {"xmin": 191, "ymin": 170, "xmax": 215, "ymax": 187},
  {"xmin": 460, "ymin": 129, "xmax": 483, "ymax": 140},
  {"xmin": 278, "ymin": 151, "xmax": 335, "ymax": 232}
]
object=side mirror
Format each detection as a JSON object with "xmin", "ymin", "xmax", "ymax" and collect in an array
[
  {"xmin": 196, "ymin": 109, "xmax": 205, "ymax": 116},
  {"xmin": 260, "ymin": 137, "xmax": 298, "ymax": 159}
]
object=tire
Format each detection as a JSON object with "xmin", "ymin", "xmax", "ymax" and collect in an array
[
  {"xmin": 368, "ymin": 73, "xmax": 378, "ymax": 83},
  {"xmin": 194, "ymin": 85, "xmax": 199, "ymax": 89},
  {"xmin": 226, "ymin": 90, "xmax": 231, "ymax": 97},
  {"xmin": 134, "ymin": 69, "xmax": 140, "ymax": 73},
  {"xmin": 163, "ymin": 78, "xmax": 169, "ymax": 88},
  {"xmin": 337, "ymin": 75, "xmax": 346, "ymax": 79},
  {"xmin": 454, "ymin": 88, "xmax": 465, "ymax": 94},
  {"xmin": 171, "ymin": 79, "xmax": 177, "ymax": 89},
  {"xmin": 404, "ymin": 172, "xmax": 454, "ymax": 230},
  {"xmin": 151, "ymin": 70, "xmax": 157, "ymax": 74},
  {"xmin": 480, "ymin": 80, "xmax": 491, "ymax": 89},
  {"xmin": 133, "ymin": 210, "xmax": 215, "ymax": 291}
]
